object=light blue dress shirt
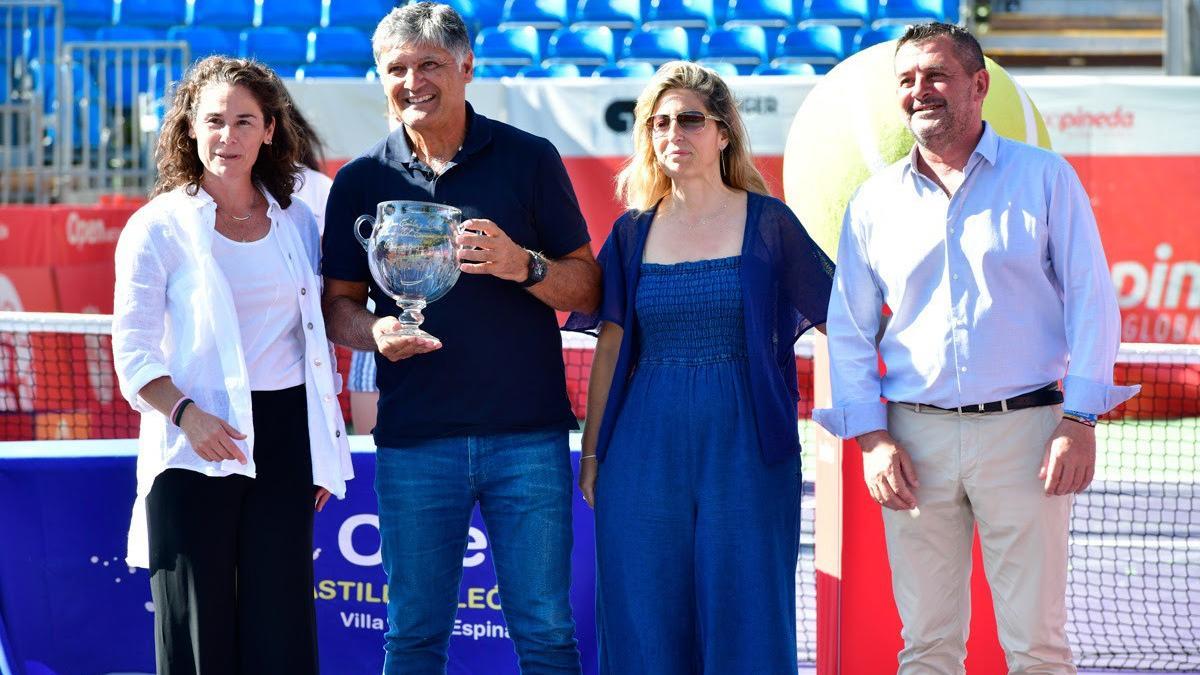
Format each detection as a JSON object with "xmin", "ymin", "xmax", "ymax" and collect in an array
[{"xmin": 813, "ymin": 123, "xmax": 1140, "ymax": 439}]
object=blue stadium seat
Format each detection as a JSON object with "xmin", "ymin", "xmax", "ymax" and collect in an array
[
  {"xmin": 799, "ymin": 0, "xmax": 870, "ymax": 54},
  {"xmin": 190, "ymin": 0, "xmax": 255, "ymax": 29},
  {"xmin": 239, "ymin": 27, "xmax": 307, "ymax": 77},
  {"xmin": 102, "ymin": 57, "xmax": 155, "ymax": 106},
  {"xmin": 473, "ymin": 63, "xmax": 522, "ymax": 77},
  {"xmin": 326, "ymin": 0, "xmax": 394, "ymax": 30},
  {"xmin": 95, "ymin": 26, "xmax": 162, "ymax": 42},
  {"xmin": 753, "ymin": 61, "xmax": 815, "ymax": 74},
  {"xmin": 149, "ymin": 59, "xmax": 183, "ymax": 93},
  {"xmin": 725, "ymin": 0, "xmax": 792, "ymax": 28},
  {"xmin": 258, "ymin": 0, "xmax": 323, "ymax": 30},
  {"xmin": 853, "ymin": 23, "xmax": 905, "ymax": 52},
  {"xmin": 574, "ymin": 0, "xmax": 641, "ymax": 29},
  {"xmin": 592, "ymin": 62, "xmax": 655, "ymax": 77},
  {"xmin": 22, "ymin": 26, "xmax": 93, "ymax": 65},
  {"xmin": 773, "ymin": 24, "xmax": 842, "ymax": 71},
  {"xmin": 700, "ymin": 60, "xmax": 739, "ymax": 77},
  {"xmin": 116, "ymin": 0, "xmax": 186, "ymax": 28},
  {"xmin": 644, "ymin": 0, "xmax": 717, "ymax": 28},
  {"xmin": 62, "ymin": 0, "xmax": 115, "ymax": 28},
  {"xmin": 296, "ymin": 63, "xmax": 367, "ymax": 78},
  {"xmin": 166, "ymin": 26, "xmax": 237, "ymax": 60},
  {"xmin": 799, "ymin": 0, "xmax": 869, "ymax": 24},
  {"xmin": 499, "ymin": 0, "xmax": 569, "ymax": 29},
  {"xmin": 545, "ymin": 26, "xmax": 615, "ymax": 74},
  {"xmin": 517, "ymin": 63, "xmax": 581, "ymax": 77},
  {"xmin": 473, "ymin": 26, "xmax": 540, "ymax": 66},
  {"xmin": 307, "ymin": 27, "xmax": 373, "ymax": 67},
  {"xmin": 620, "ymin": 25, "xmax": 690, "ymax": 66},
  {"xmin": 470, "ymin": 0, "xmax": 507, "ymax": 28},
  {"xmin": 34, "ymin": 60, "xmax": 102, "ymax": 147},
  {"xmin": 942, "ymin": 0, "xmax": 958, "ymax": 23},
  {"xmin": 873, "ymin": 0, "xmax": 943, "ymax": 26},
  {"xmin": 699, "ymin": 25, "xmax": 767, "ymax": 74}
]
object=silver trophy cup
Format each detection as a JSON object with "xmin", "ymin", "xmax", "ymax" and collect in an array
[{"xmin": 354, "ymin": 200, "xmax": 462, "ymax": 342}]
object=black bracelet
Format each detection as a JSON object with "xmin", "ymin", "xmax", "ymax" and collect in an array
[{"xmin": 172, "ymin": 398, "xmax": 194, "ymax": 427}]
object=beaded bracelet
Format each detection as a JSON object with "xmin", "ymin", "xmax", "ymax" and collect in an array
[
  {"xmin": 171, "ymin": 398, "xmax": 194, "ymax": 427},
  {"xmin": 1062, "ymin": 412, "xmax": 1097, "ymax": 427}
]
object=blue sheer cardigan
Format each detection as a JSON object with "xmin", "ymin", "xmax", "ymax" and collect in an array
[{"xmin": 564, "ymin": 191, "xmax": 835, "ymax": 465}]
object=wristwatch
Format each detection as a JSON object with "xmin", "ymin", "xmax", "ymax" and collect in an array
[{"xmin": 519, "ymin": 249, "xmax": 548, "ymax": 287}]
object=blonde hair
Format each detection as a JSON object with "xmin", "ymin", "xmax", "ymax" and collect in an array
[{"xmin": 615, "ymin": 61, "xmax": 769, "ymax": 212}]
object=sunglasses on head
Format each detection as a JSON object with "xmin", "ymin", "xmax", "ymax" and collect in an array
[{"xmin": 648, "ymin": 111, "xmax": 723, "ymax": 135}]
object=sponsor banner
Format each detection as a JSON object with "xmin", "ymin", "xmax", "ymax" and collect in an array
[
  {"xmin": 1074, "ymin": 156, "xmax": 1200, "ymax": 344},
  {"xmin": 1028, "ymin": 77, "xmax": 1200, "ymax": 156},
  {"xmin": 0, "ymin": 209, "xmax": 54, "ymax": 268},
  {"xmin": 0, "ymin": 267, "xmax": 58, "ymax": 312},
  {"xmin": 0, "ymin": 446, "xmax": 598, "ymax": 675},
  {"xmin": 0, "ymin": 206, "xmax": 135, "ymax": 267},
  {"xmin": 290, "ymin": 78, "xmax": 1200, "ymax": 163},
  {"xmin": 52, "ymin": 261, "xmax": 116, "ymax": 314}
]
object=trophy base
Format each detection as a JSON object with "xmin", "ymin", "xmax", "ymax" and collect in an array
[{"xmin": 386, "ymin": 325, "xmax": 442, "ymax": 345}]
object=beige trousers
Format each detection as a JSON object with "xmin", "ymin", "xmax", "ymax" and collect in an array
[{"xmin": 882, "ymin": 402, "xmax": 1075, "ymax": 675}]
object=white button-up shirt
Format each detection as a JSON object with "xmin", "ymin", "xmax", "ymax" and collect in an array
[
  {"xmin": 814, "ymin": 123, "xmax": 1140, "ymax": 439},
  {"xmin": 112, "ymin": 185, "xmax": 353, "ymax": 567}
]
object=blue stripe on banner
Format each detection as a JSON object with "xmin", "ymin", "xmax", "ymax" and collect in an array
[{"xmin": 0, "ymin": 436, "xmax": 595, "ymax": 675}]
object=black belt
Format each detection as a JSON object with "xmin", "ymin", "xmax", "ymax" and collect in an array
[{"xmin": 899, "ymin": 383, "xmax": 1063, "ymax": 414}]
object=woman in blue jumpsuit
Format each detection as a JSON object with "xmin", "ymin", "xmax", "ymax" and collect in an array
[{"xmin": 567, "ymin": 61, "xmax": 834, "ymax": 673}]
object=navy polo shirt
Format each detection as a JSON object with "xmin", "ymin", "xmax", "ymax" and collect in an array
[{"xmin": 322, "ymin": 104, "xmax": 590, "ymax": 444}]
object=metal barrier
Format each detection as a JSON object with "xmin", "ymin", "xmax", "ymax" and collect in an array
[
  {"xmin": 1, "ymin": 0, "xmax": 60, "ymax": 203},
  {"xmin": 56, "ymin": 39, "xmax": 188, "ymax": 202}
]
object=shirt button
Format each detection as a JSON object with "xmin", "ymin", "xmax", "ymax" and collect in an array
[
  {"xmin": 952, "ymin": 274, "xmax": 959, "ymax": 280},
  {"xmin": 960, "ymin": 366, "xmax": 967, "ymax": 372},
  {"xmin": 306, "ymin": 322, "xmax": 314, "ymax": 330},
  {"xmin": 335, "ymin": 430, "xmax": 342, "ymax": 438},
  {"xmin": 324, "ymin": 394, "xmax": 333, "ymax": 401},
  {"xmin": 300, "ymin": 288, "xmax": 307, "ymax": 295},
  {"xmin": 314, "ymin": 359, "xmax": 323, "ymax": 367}
]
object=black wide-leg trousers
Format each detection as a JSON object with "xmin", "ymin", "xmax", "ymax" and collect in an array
[{"xmin": 147, "ymin": 384, "xmax": 318, "ymax": 675}]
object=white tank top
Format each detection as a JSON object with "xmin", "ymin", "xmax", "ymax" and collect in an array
[{"xmin": 211, "ymin": 226, "xmax": 306, "ymax": 391}]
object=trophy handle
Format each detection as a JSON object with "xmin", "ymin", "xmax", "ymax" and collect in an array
[{"xmin": 353, "ymin": 215, "xmax": 375, "ymax": 251}]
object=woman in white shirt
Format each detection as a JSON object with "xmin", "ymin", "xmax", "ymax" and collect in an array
[{"xmin": 111, "ymin": 55, "xmax": 352, "ymax": 674}]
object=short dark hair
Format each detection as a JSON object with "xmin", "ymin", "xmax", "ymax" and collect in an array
[{"xmin": 896, "ymin": 22, "xmax": 986, "ymax": 74}]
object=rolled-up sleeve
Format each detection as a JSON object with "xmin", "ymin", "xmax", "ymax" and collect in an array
[
  {"xmin": 111, "ymin": 217, "xmax": 171, "ymax": 412},
  {"xmin": 1047, "ymin": 160, "xmax": 1140, "ymax": 414},
  {"xmin": 812, "ymin": 197, "xmax": 888, "ymax": 439}
]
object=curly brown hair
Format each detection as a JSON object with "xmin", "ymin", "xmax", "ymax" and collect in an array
[{"xmin": 152, "ymin": 56, "xmax": 302, "ymax": 208}]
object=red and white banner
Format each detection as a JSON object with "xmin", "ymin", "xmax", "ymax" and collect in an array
[
  {"xmin": 289, "ymin": 76, "xmax": 1200, "ymax": 343},
  {"xmin": 0, "ymin": 205, "xmax": 138, "ymax": 313}
]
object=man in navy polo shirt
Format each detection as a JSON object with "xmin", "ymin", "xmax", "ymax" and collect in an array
[{"xmin": 320, "ymin": 4, "xmax": 600, "ymax": 673}]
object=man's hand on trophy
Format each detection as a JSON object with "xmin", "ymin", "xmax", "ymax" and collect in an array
[
  {"xmin": 371, "ymin": 316, "xmax": 441, "ymax": 361},
  {"xmin": 456, "ymin": 218, "xmax": 530, "ymax": 282}
]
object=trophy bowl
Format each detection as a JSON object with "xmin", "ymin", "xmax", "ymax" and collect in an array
[{"xmin": 354, "ymin": 200, "xmax": 462, "ymax": 342}]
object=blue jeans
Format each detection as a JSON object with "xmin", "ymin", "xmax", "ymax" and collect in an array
[{"xmin": 375, "ymin": 429, "xmax": 581, "ymax": 675}]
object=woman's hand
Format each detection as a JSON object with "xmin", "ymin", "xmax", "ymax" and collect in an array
[
  {"xmin": 179, "ymin": 405, "xmax": 248, "ymax": 464},
  {"xmin": 314, "ymin": 487, "xmax": 333, "ymax": 512},
  {"xmin": 579, "ymin": 454, "xmax": 598, "ymax": 509}
]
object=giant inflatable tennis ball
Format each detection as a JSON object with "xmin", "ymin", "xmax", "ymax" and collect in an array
[{"xmin": 783, "ymin": 41, "xmax": 1053, "ymax": 258}]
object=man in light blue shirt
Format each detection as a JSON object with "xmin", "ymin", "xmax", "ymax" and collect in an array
[{"xmin": 814, "ymin": 22, "xmax": 1139, "ymax": 674}]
